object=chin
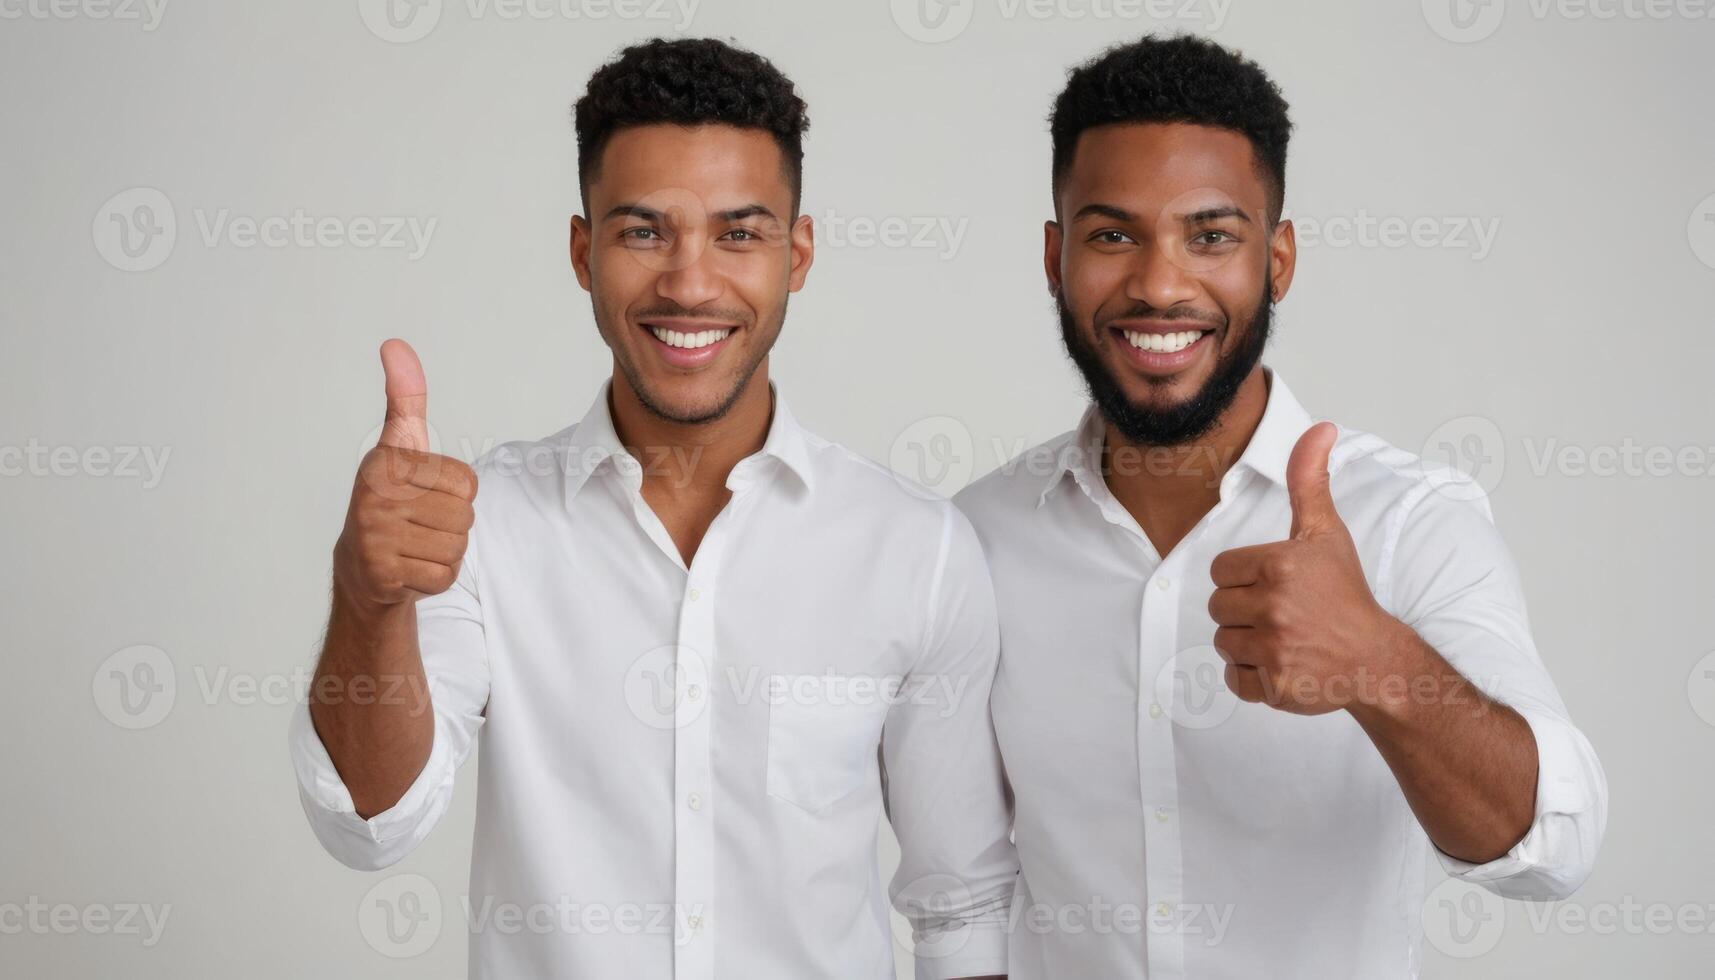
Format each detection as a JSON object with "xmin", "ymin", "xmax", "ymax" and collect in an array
[
  {"xmin": 636, "ymin": 378, "xmax": 742, "ymax": 425},
  {"xmin": 1122, "ymin": 361, "xmax": 1209, "ymax": 396}
]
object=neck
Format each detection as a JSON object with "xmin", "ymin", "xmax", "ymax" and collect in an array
[
  {"xmin": 607, "ymin": 359, "xmax": 775, "ymax": 498},
  {"xmin": 1102, "ymin": 366, "xmax": 1270, "ymax": 553}
]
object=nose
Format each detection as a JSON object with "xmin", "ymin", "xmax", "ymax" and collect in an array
[
  {"xmin": 1123, "ymin": 241, "xmax": 1201, "ymax": 312},
  {"xmin": 654, "ymin": 239, "xmax": 724, "ymax": 311}
]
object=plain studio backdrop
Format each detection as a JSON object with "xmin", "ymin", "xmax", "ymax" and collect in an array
[{"xmin": 3, "ymin": 1, "xmax": 1712, "ymax": 976}]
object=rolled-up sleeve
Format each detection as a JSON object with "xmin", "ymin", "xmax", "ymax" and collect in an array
[
  {"xmin": 1382, "ymin": 479, "xmax": 1608, "ymax": 900},
  {"xmin": 884, "ymin": 504, "xmax": 1019, "ymax": 980},
  {"xmin": 288, "ymin": 541, "xmax": 491, "ymax": 871}
]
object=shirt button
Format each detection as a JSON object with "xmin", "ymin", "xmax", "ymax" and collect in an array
[
  {"xmin": 686, "ymin": 684, "xmax": 702, "ymax": 701},
  {"xmin": 1148, "ymin": 703, "xmax": 1163, "ymax": 719},
  {"xmin": 1156, "ymin": 577, "xmax": 1172, "ymax": 591},
  {"xmin": 688, "ymin": 588, "xmax": 701, "ymax": 602},
  {"xmin": 687, "ymin": 915, "xmax": 704, "ymax": 930},
  {"xmin": 688, "ymin": 793, "xmax": 703, "ymax": 811},
  {"xmin": 1155, "ymin": 902, "xmax": 1171, "ymax": 918},
  {"xmin": 1156, "ymin": 806, "xmax": 1169, "ymax": 822}
]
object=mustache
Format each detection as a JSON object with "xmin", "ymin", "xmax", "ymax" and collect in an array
[
  {"xmin": 632, "ymin": 302, "xmax": 754, "ymax": 326},
  {"xmin": 1095, "ymin": 303, "xmax": 1225, "ymax": 330}
]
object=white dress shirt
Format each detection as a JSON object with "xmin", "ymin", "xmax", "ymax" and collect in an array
[
  {"xmin": 290, "ymin": 384, "xmax": 1017, "ymax": 980},
  {"xmin": 954, "ymin": 370, "xmax": 1607, "ymax": 980}
]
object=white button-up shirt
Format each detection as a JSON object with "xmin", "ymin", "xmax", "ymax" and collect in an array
[
  {"xmin": 954, "ymin": 371, "xmax": 1606, "ymax": 980},
  {"xmin": 290, "ymin": 384, "xmax": 1017, "ymax": 979}
]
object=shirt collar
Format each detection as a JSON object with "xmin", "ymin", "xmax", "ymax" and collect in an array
[
  {"xmin": 1229, "ymin": 369, "xmax": 1314, "ymax": 489},
  {"xmin": 1037, "ymin": 368, "xmax": 1313, "ymax": 508},
  {"xmin": 755, "ymin": 389, "xmax": 817, "ymax": 491},
  {"xmin": 562, "ymin": 380, "xmax": 816, "ymax": 504}
]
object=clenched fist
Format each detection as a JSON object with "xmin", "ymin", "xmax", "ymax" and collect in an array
[{"xmin": 333, "ymin": 338, "xmax": 477, "ymax": 614}]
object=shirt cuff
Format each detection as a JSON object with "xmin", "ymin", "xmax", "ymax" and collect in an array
[
  {"xmin": 913, "ymin": 916, "xmax": 1008, "ymax": 980},
  {"xmin": 288, "ymin": 698, "xmax": 455, "ymax": 848},
  {"xmin": 1434, "ymin": 705, "xmax": 1604, "ymax": 897}
]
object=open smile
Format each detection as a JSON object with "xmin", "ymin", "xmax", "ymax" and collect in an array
[
  {"xmin": 639, "ymin": 318, "xmax": 739, "ymax": 368},
  {"xmin": 1108, "ymin": 323, "xmax": 1217, "ymax": 376}
]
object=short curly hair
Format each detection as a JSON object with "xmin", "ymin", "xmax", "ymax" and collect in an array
[
  {"xmin": 573, "ymin": 37, "xmax": 810, "ymax": 213},
  {"xmin": 1050, "ymin": 34, "xmax": 1292, "ymax": 221}
]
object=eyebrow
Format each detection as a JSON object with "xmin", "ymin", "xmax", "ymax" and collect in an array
[
  {"xmin": 602, "ymin": 202, "xmax": 780, "ymax": 223},
  {"xmin": 1182, "ymin": 206, "xmax": 1254, "ymax": 226},
  {"xmin": 714, "ymin": 204, "xmax": 778, "ymax": 223},
  {"xmin": 1070, "ymin": 202, "xmax": 1255, "ymax": 225},
  {"xmin": 1071, "ymin": 203, "xmax": 1136, "ymax": 223}
]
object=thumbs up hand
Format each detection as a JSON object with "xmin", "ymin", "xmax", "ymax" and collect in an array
[
  {"xmin": 334, "ymin": 339, "xmax": 478, "ymax": 615},
  {"xmin": 1206, "ymin": 423, "xmax": 1406, "ymax": 715}
]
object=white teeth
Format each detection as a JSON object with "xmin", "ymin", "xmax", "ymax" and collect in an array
[
  {"xmin": 1124, "ymin": 329, "xmax": 1204, "ymax": 354},
  {"xmin": 649, "ymin": 326, "xmax": 733, "ymax": 350}
]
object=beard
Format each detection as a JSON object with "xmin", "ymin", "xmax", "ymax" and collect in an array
[{"xmin": 1058, "ymin": 278, "xmax": 1272, "ymax": 448}]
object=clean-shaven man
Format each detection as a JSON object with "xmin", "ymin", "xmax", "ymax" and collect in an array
[
  {"xmin": 290, "ymin": 38, "xmax": 1014, "ymax": 979},
  {"xmin": 955, "ymin": 35, "xmax": 1606, "ymax": 978}
]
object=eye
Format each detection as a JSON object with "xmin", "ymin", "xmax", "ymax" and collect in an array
[
  {"xmin": 1089, "ymin": 229, "xmax": 1136, "ymax": 246},
  {"xmin": 1190, "ymin": 230, "xmax": 1236, "ymax": 247},
  {"xmin": 621, "ymin": 226, "xmax": 661, "ymax": 242},
  {"xmin": 722, "ymin": 227, "xmax": 760, "ymax": 243}
]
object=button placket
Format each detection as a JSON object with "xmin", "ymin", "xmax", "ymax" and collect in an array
[
  {"xmin": 1139, "ymin": 568, "xmax": 1186, "ymax": 979},
  {"xmin": 668, "ymin": 482, "xmax": 764, "ymax": 980},
  {"xmin": 671, "ymin": 570, "xmax": 718, "ymax": 977},
  {"xmin": 671, "ymin": 594, "xmax": 713, "ymax": 976}
]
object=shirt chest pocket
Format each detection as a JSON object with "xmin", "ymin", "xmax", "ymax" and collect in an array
[{"xmin": 765, "ymin": 674, "xmax": 891, "ymax": 814}]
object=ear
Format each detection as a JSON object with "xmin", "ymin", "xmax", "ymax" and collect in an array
[
  {"xmin": 1267, "ymin": 216, "xmax": 1296, "ymax": 303},
  {"xmin": 1043, "ymin": 219, "xmax": 1064, "ymax": 297},
  {"xmin": 569, "ymin": 214, "xmax": 593, "ymax": 293},
  {"xmin": 787, "ymin": 213, "xmax": 815, "ymax": 292}
]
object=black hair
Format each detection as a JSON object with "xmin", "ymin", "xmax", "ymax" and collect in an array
[
  {"xmin": 573, "ymin": 37, "xmax": 810, "ymax": 212},
  {"xmin": 1050, "ymin": 34, "xmax": 1291, "ymax": 220}
]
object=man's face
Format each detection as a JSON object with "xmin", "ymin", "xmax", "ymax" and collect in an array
[
  {"xmin": 1048, "ymin": 122, "xmax": 1294, "ymax": 446},
  {"xmin": 571, "ymin": 124, "xmax": 813, "ymax": 424}
]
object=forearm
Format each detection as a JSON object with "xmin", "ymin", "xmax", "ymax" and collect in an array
[
  {"xmin": 308, "ymin": 585, "xmax": 435, "ymax": 819},
  {"xmin": 1350, "ymin": 622, "xmax": 1539, "ymax": 864}
]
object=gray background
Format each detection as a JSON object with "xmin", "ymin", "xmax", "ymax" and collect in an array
[{"xmin": 3, "ymin": 0, "xmax": 1712, "ymax": 976}]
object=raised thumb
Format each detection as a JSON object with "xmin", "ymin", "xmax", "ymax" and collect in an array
[
  {"xmin": 1286, "ymin": 421, "xmax": 1340, "ymax": 538},
  {"xmin": 378, "ymin": 338, "xmax": 430, "ymax": 452}
]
